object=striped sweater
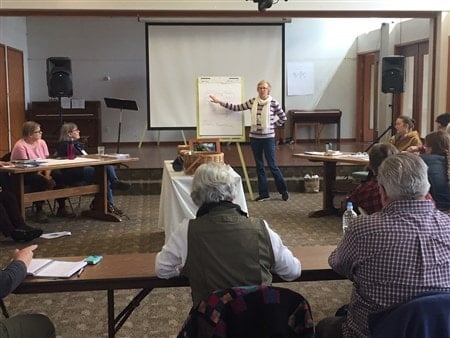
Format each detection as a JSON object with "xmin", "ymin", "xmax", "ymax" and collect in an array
[{"xmin": 223, "ymin": 97, "xmax": 286, "ymax": 138}]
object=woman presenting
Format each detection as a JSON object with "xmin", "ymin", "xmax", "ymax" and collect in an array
[{"xmin": 209, "ymin": 80, "xmax": 289, "ymax": 201}]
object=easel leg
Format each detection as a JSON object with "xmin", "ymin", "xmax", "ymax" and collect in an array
[
  {"xmin": 236, "ymin": 143, "xmax": 254, "ymax": 200},
  {"xmin": 138, "ymin": 126, "xmax": 147, "ymax": 149}
]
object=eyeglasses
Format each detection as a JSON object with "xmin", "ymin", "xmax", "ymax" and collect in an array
[{"xmin": 33, "ymin": 130, "xmax": 43, "ymax": 134}]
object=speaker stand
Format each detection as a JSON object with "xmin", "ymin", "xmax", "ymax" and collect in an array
[
  {"xmin": 365, "ymin": 94, "xmax": 396, "ymax": 153},
  {"xmin": 58, "ymin": 96, "xmax": 63, "ymax": 126}
]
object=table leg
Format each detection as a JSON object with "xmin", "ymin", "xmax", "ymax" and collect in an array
[
  {"xmin": 10, "ymin": 174, "xmax": 26, "ymax": 219},
  {"xmin": 107, "ymin": 289, "xmax": 115, "ymax": 338},
  {"xmin": 308, "ymin": 161, "xmax": 338, "ymax": 217},
  {"xmin": 107, "ymin": 288, "xmax": 153, "ymax": 337}
]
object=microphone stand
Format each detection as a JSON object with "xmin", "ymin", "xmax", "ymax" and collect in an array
[
  {"xmin": 364, "ymin": 125, "xmax": 395, "ymax": 153},
  {"xmin": 365, "ymin": 94, "xmax": 397, "ymax": 153}
]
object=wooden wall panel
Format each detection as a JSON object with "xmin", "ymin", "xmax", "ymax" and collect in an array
[
  {"xmin": 6, "ymin": 47, "xmax": 25, "ymax": 148},
  {"xmin": 447, "ymin": 36, "xmax": 450, "ymax": 112},
  {"xmin": 0, "ymin": 44, "xmax": 8, "ymax": 154}
]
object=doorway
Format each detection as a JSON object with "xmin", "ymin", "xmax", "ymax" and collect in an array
[
  {"xmin": 356, "ymin": 51, "xmax": 379, "ymax": 142},
  {"xmin": 395, "ymin": 40, "xmax": 430, "ymax": 136},
  {"xmin": 0, "ymin": 45, "xmax": 25, "ymax": 154}
]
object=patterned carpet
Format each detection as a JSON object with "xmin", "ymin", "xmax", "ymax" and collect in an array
[{"xmin": 0, "ymin": 193, "xmax": 352, "ymax": 338}]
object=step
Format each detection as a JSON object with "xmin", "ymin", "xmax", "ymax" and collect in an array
[{"xmin": 115, "ymin": 164, "xmax": 366, "ymax": 195}]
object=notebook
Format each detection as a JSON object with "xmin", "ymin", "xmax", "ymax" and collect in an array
[{"xmin": 27, "ymin": 258, "xmax": 87, "ymax": 278}]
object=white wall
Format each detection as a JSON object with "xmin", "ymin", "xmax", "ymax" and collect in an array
[
  {"xmin": 26, "ymin": 17, "xmax": 158, "ymax": 143},
  {"xmin": 285, "ymin": 18, "xmax": 386, "ymax": 140}
]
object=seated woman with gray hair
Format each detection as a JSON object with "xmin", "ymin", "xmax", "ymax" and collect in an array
[
  {"xmin": 155, "ymin": 162, "xmax": 301, "ymax": 306},
  {"xmin": 56, "ymin": 122, "xmax": 130, "ymax": 216}
]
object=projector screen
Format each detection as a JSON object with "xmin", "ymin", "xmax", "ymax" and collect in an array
[{"xmin": 146, "ymin": 23, "xmax": 284, "ymax": 129}]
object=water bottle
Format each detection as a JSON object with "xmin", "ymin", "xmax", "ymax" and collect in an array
[
  {"xmin": 342, "ymin": 201, "xmax": 357, "ymax": 233},
  {"xmin": 67, "ymin": 138, "xmax": 76, "ymax": 160}
]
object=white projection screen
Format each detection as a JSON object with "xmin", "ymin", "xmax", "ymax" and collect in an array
[{"xmin": 146, "ymin": 23, "xmax": 284, "ymax": 129}]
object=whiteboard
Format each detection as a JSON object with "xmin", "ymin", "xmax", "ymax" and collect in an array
[{"xmin": 197, "ymin": 76, "xmax": 245, "ymax": 141}]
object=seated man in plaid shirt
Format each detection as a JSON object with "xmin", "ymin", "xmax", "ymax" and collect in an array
[{"xmin": 316, "ymin": 152, "xmax": 450, "ymax": 338}]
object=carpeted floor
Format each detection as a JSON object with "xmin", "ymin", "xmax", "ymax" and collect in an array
[{"xmin": 0, "ymin": 193, "xmax": 352, "ymax": 338}]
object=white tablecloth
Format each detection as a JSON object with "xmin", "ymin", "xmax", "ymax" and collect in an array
[{"xmin": 158, "ymin": 160, "xmax": 248, "ymax": 242}]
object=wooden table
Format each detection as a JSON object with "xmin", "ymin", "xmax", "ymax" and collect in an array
[
  {"xmin": 0, "ymin": 155, "xmax": 138, "ymax": 222},
  {"xmin": 14, "ymin": 245, "xmax": 342, "ymax": 337},
  {"xmin": 293, "ymin": 152, "xmax": 369, "ymax": 217}
]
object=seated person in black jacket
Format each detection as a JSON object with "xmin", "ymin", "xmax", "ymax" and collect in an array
[
  {"xmin": 56, "ymin": 123, "xmax": 130, "ymax": 216},
  {"xmin": 0, "ymin": 244, "xmax": 55, "ymax": 337},
  {"xmin": 0, "ymin": 181, "xmax": 42, "ymax": 242}
]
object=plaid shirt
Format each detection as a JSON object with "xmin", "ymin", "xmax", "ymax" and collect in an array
[
  {"xmin": 330, "ymin": 200, "xmax": 450, "ymax": 337},
  {"xmin": 346, "ymin": 178, "xmax": 382, "ymax": 215}
]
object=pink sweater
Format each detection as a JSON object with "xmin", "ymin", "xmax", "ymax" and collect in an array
[{"xmin": 11, "ymin": 139, "xmax": 49, "ymax": 160}]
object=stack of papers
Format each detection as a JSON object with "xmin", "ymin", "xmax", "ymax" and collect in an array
[
  {"xmin": 11, "ymin": 159, "xmax": 47, "ymax": 168},
  {"xmin": 27, "ymin": 258, "xmax": 87, "ymax": 278},
  {"xmin": 101, "ymin": 153, "xmax": 130, "ymax": 159}
]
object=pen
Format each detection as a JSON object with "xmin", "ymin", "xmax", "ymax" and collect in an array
[{"xmin": 77, "ymin": 268, "xmax": 85, "ymax": 278}]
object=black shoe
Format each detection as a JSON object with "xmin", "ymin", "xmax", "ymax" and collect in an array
[
  {"xmin": 56, "ymin": 206, "xmax": 76, "ymax": 218},
  {"xmin": 282, "ymin": 192, "xmax": 289, "ymax": 201},
  {"xmin": 110, "ymin": 180, "xmax": 131, "ymax": 191},
  {"xmin": 108, "ymin": 203, "xmax": 124, "ymax": 216},
  {"xmin": 11, "ymin": 227, "xmax": 43, "ymax": 242},
  {"xmin": 89, "ymin": 198, "xmax": 96, "ymax": 210},
  {"xmin": 255, "ymin": 195, "xmax": 271, "ymax": 202}
]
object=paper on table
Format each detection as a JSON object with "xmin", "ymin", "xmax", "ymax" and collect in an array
[
  {"xmin": 304, "ymin": 151, "xmax": 325, "ymax": 156},
  {"xmin": 27, "ymin": 258, "xmax": 87, "ymax": 278},
  {"xmin": 40, "ymin": 231, "xmax": 72, "ymax": 239},
  {"xmin": 101, "ymin": 153, "xmax": 130, "ymax": 159}
]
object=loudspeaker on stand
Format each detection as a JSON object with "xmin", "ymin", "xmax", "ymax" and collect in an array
[
  {"xmin": 46, "ymin": 57, "xmax": 73, "ymax": 98},
  {"xmin": 381, "ymin": 56, "xmax": 405, "ymax": 94}
]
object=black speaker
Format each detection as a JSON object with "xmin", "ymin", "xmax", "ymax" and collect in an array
[
  {"xmin": 381, "ymin": 56, "xmax": 405, "ymax": 94},
  {"xmin": 46, "ymin": 57, "xmax": 73, "ymax": 97}
]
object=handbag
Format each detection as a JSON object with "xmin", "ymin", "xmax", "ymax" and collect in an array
[{"xmin": 172, "ymin": 155, "xmax": 184, "ymax": 172}]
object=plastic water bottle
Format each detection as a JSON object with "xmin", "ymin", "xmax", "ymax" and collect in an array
[
  {"xmin": 67, "ymin": 138, "xmax": 76, "ymax": 160},
  {"xmin": 342, "ymin": 202, "xmax": 357, "ymax": 233}
]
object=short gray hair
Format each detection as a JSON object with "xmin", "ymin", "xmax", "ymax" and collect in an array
[
  {"xmin": 377, "ymin": 152, "xmax": 430, "ymax": 201},
  {"xmin": 190, "ymin": 162, "xmax": 237, "ymax": 207}
]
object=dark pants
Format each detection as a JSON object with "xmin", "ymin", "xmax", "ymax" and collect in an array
[
  {"xmin": 23, "ymin": 173, "xmax": 51, "ymax": 211},
  {"xmin": 250, "ymin": 137, "xmax": 287, "ymax": 197},
  {"xmin": 61, "ymin": 165, "xmax": 117, "ymax": 204},
  {"xmin": 0, "ymin": 314, "xmax": 55, "ymax": 338},
  {"xmin": 315, "ymin": 316, "xmax": 345, "ymax": 338},
  {"xmin": 0, "ymin": 190, "xmax": 26, "ymax": 236}
]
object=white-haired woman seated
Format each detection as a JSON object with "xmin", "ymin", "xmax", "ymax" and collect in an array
[{"xmin": 155, "ymin": 162, "xmax": 301, "ymax": 306}]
